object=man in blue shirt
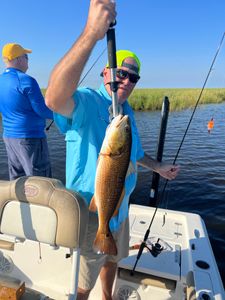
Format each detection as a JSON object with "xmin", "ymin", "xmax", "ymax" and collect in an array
[
  {"xmin": 46, "ymin": 1, "xmax": 179, "ymax": 299},
  {"xmin": 0, "ymin": 43, "xmax": 53, "ymax": 180}
]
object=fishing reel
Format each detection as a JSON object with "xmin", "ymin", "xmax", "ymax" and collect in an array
[
  {"xmin": 143, "ymin": 238, "xmax": 163, "ymax": 257},
  {"xmin": 148, "ymin": 237, "xmax": 173, "ymax": 257},
  {"xmin": 130, "ymin": 237, "xmax": 172, "ymax": 258},
  {"xmin": 149, "ymin": 240, "xmax": 163, "ymax": 257},
  {"xmin": 130, "ymin": 237, "xmax": 172, "ymax": 276}
]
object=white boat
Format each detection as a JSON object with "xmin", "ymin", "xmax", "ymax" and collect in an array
[{"xmin": 0, "ymin": 176, "xmax": 224, "ymax": 300}]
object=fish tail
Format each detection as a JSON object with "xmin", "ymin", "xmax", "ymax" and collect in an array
[{"xmin": 93, "ymin": 229, "xmax": 118, "ymax": 256}]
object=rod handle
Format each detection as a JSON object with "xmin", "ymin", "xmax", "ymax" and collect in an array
[{"xmin": 107, "ymin": 27, "xmax": 117, "ymax": 69}]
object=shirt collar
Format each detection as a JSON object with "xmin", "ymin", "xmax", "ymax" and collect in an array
[
  {"xmin": 97, "ymin": 83, "xmax": 112, "ymax": 101},
  {"xmin": 4, "ymin": 67, "xmax": 22, "ymax": 73},
  {"xmin": 97, "ymin": 83, "xmax": 129, "ymax": 107},
  {"xmin": 96, "ymin": 83, "xmax": 132, "ymax": 122}
]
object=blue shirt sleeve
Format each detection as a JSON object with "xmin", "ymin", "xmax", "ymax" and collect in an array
[
  {"xmin": 54, "ymin": 88, "xmax": 91, "ymax": 133},
  {"xmin": 22, "ymin": 76, "xmax": 53, "ymax": 120}
]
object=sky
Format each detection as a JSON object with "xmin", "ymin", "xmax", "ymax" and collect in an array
[{"xmin": 1, "ymin": 0, "xmax": 225, "ymax": 89}]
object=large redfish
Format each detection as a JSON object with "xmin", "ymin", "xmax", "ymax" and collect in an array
[{"xmin": 89, "ymin": 114, "xmax": 132, "ymax": 255}]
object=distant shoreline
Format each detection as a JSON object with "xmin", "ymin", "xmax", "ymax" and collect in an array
[{"xmin": 41, "ymin": 88, "xmax": 225, "ymax": 111}]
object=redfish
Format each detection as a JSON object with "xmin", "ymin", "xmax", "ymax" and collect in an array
[{"xmin": 89, "ymin": 114, "xmax": 132, "ymax": 255}]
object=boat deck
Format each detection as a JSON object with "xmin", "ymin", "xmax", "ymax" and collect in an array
[{"xmin": 90, "ymin": 204, "xmax": 225, "ymax": 300}]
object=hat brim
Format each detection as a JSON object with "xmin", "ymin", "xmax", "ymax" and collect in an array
[{"xmin": 24, "ymin": 48, "xmax": 32, "ymax": 54}]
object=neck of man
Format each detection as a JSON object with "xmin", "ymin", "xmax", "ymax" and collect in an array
[{"xmin": 5, "ymin": 60, "xmax": 25, "ymax": 73}]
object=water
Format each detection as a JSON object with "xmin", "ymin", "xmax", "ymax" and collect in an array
[{"xmin": 0, "ymin": 102, "xmax": 225, "ymax": 286}]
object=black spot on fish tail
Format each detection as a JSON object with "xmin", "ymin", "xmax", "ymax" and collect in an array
[{"xmin": 93, "ymin": 230, "xmax": 117, "ymax": 256}]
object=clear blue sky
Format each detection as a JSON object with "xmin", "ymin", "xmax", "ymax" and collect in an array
[{"xmin": 1, "ymin": 0, "xmax": 225, "ymax": 89}]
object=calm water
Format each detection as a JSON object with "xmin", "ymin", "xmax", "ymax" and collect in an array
[{"xmin": 0, "ymin": 102, "xmax": 225, "ymax": 286}]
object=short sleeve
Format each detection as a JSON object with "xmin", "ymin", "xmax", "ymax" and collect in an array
[{"xmin": 54, "ymin": 88, "xmax": 94, "ymax": 133}]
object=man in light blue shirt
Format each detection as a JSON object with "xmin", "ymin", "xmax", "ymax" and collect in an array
[{"xmin": 46, "ymin": 1, "xmax": 179, "ymax": 299}]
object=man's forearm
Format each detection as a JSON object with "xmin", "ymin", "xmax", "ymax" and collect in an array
[
  {"xmin": 45, "ymin": 30, "xmax": 97, "ymax": 115},
  {"xmin": 45, "ymin": 0, "xmax": 116, "ymax": 116},
  {"xmin": 137, "ymin": 152, "xmax": 160, "ymax": 172}
]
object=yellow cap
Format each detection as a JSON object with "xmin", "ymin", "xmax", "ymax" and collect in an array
[
  {"xmin": 106, "ymin": 50, "xmax": 141, "ymax": 74},
  {"xmin": 2, "ymin": 43, "xmax": 32, "ymax": 61}
]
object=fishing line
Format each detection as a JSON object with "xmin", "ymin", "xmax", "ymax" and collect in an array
[
  {"xmin": 45, "ymin": 48, "xmax": 107, "ymax": 131},
  {"xmin": 131, "ymin": 31, "xmax": 225, "ymax": 275},
  {"xmin": 78, "ymin": 48, "xmax": 107, "ymax": 86}
]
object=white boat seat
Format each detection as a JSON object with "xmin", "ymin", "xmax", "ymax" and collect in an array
[
  {"xmin": 0, "ymin": 176, "xmax": 88, "ymax": 248},
  {"xmin": 0, "ymin": 176, "xmax": 89, "ymax": 300}
]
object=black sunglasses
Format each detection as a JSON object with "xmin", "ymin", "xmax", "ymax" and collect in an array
[{"xmin": 116, "ymin": 69, "xmax": 140, "ymax": 84}]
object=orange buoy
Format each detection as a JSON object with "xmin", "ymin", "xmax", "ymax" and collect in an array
[{"xmin": 207, "ymin": 118, "xmax": 214, "ymax": 133}]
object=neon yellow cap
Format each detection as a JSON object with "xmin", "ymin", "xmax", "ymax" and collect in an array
[{"xmin": 106, "ymin": 50, "xmax": 141, "ymax": 74}]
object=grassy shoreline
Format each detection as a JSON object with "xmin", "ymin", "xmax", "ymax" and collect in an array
[
  {"xmin": 41, "ymin": 88, "xmax": 225, "ymax": 111},
  {"xmin": 128, "ymin": 88, "xmax": 225, "ymax": 111}
]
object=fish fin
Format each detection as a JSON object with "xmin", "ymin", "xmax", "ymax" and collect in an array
[
  {"xmin": 93, "ymin": 228, "xmax": 117, "ymax": 256},
  {"xmin": 89, "ymin": 196, "xmax": 97, "ymax": 212},
  {"xmin": 112, "ymin": 188, "xmax": 125, "ymax": 217},
  {"xmin": 126, "ymin": 161, "xmax": 136, "ymax": 177}
]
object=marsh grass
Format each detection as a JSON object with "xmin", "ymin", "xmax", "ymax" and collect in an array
[
  {"xmin": 128, "ymin": 88, "xmax": 225, "ymax": 111},
  {"xmin": 41, "ymin": 88, "xmax": 225, "ymax": 111}
]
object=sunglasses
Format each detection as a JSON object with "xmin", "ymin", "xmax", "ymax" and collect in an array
[{"xmin": 116, "ymin": 69, "xmax": 140, "ymax": 84}]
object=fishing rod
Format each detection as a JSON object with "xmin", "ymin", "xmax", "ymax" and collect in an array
[
  {"xmin": 131, "ymin": 31, "xmax": 225, "ymax": 275},
  {"xmin": 45, "ymin": 48, "xmax": 107, "ymax": 131},
  {"xmin": 106, "ymin": 20, "xmax": 119, "ymax": 118}
]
